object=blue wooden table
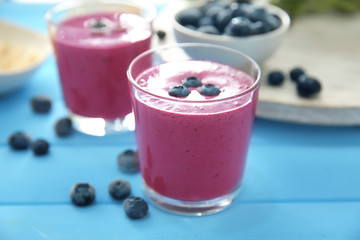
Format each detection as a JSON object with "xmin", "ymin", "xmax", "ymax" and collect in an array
[{"xmin": 1, "ymin": 2, "xmax": 360, "ymax": 239}]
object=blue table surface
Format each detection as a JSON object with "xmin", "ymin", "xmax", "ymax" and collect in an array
[{"xmin": 1, "ymin": 2, "xmax": 360, "ymax": 239}]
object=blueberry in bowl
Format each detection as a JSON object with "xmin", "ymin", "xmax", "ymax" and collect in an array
[{"xmin": 173, "ymin": 1, "xmax": 290, "ymax": 63}]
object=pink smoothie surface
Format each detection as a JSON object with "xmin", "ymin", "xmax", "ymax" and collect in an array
[
  {"xmin": 53, "ymin": 12, "xmax": 152, "ymax": 120},
  {"xmin": 132, "ymin": 60, "xmax": 259, "ymax": 201}
]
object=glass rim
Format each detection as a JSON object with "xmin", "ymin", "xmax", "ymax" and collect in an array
[
  {"xmin": 127, "ymin": 43, "xmax": 262, "ymax": 104},
  {"xmin": 45, "ymin": 0, "xmax": 157, "ymax": 25}
]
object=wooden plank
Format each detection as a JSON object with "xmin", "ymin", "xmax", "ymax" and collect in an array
[
  {"xmin": 0, "ymin": 202, "xmax": 359, "ymax": 239},
  {"xmin": 1, "ymin": 144, "xmax": 360, "ymax": 203}
]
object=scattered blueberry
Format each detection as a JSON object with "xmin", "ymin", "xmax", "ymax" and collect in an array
[
  {"xmin": 8, "ymin": 132, "xmax": 31, "ymax": 150},
  {"xmin": 123, "ymin": 196, "xmax": 149, "ymax": 219},
  {"xmin": 55, "ymin": 118, "xmax": 73, "ymax": 137},
  {"xmin": 70, "ymin": 183, "xmax": 96, "ymax": 207},
  {"xmin": 290, "ymin": 67, "xmax": 305, "ymax": 82},
  {"xmin": 31, "ymin": 139, "xmax": 50, "ymax": 156},
  {"xmin": 168, "ymin": 85, "xmax": 190, "ymax": 97},
  {"xmin": 117, "ymin": 150, "xmax": 139, "ymax": 173},
  {"xmin": 156, "ymin": 30, "xmax": 166, "ymax": 40},
  {"xmin": 176, "ymin": 7, "xmax": 203, "ymax": 27},
  {"xmin": 108, "ymin": 178, "xmax": 131, "ymax": 200},
  {"xmin": 182, "ymin": 76, "xmax": 202, "ymax": 88},
  {"xmin": 31, "ymin": 95, "xmax": 52, "ymax": 113},
  {"xmin": 199, "ymin": 84, "xmax": 221, "ymax": 96},
  {"xmin": 267, "ymin": 66, "xmax": 323, "ymax": 99},
  {"xmin": 296, "ymin": 75, "xmax": 321, "ymax": 98},
  {"xmin": 267, "ymin": 71, "xmax": 285, "ymax": 86}
]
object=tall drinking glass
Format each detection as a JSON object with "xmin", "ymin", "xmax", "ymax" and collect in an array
[
  {"xmin": 46, "ymin": 0, "xmax": 156, "ymax": 136},
  {"xmin": 127, "ymin": 43, "xmax": 261, "ymax": 215}
]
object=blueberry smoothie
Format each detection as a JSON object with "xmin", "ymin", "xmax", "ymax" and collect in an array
[
  {"xmin": 52, "ymin": 12, "xmax": 152, "ymax": 120},
  {"xmin": 131, "ymin": 60, "xmax": 259, "ymax": 202}
]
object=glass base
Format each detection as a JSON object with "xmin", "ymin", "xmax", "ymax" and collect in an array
[
  {"xmin": 143, "ymin": 181, "xmax": 242, "ymax": 216},
  {"xmin": 70, "ymin": 112, "xmax": 135, "ymax": 136}
]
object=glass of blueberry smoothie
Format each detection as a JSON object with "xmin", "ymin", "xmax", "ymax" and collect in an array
[
  {"xmin": 46, "ymin": 0, "xmax": 156, "ymax": 136},
  {"xmin": 127, "ymin": 43, "xmax": 261, "ymax": 215}
]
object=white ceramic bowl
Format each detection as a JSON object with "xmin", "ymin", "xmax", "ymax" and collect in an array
[
  {"xmin": 173, "ymin": 2, "xmax": 290, "ymax": 64},
  {"xmin": 0, "ymin": 20, "xmax": 50, "ymax": 95}
]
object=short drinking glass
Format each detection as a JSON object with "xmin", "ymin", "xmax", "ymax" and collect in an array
[
  {"xmin": 127, "ymin": 43, "xmax": 261, "ymax": 215},
  {"xmin": 46, "ymin": 0, "xmax": 156, "ymax": 136}
]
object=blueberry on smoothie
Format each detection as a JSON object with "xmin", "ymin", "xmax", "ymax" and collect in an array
[
  {"xmin": 168, "ymin": 85, "xmax": 190, "ymax": 97},
  {"xmin": 89, "ymin": 18, "xmax": 108, "ymax": 30},
  {"xmin": 182, "ymin": 76, "xmax": 202, "ymax": 88},
  {"xmin": 123, "ymin": 196, "xmax": 149, "ymax": 219},
  {"xmin": 8, "ymin": 131, "xmax": 31, "ymax": 150},
  {"xmin": 31, "ymin": 139, "xmax": 50, "ymax": 156},
  {"xmin": 267, "ymin": 71, "xmax": 285, "ymax": 86},
  {"xmin": 296, "ymin": 75, "xmax": 321, "ymax": 98},
  {"xmin": 290, "ymin": 67, "xmax": 305, "ymax": 82},
  {"xmin": 108, "ymin": 178, "xmax": 131, "ymax": 200},
  {"xmin": 31, "ymin": 95, "xmax": 52, "ymax": 113},
  {"xmin": 70, "ymin": 183, "xmax": 95, "ymax": 207},
  {"xmin": 199, "ymin": 84, "xmax": 221, "ymax": 96},
  {"xmin": 117, "ymin": 150, "xmax": 139, "ymax": 173},
  {"xmin": 87, "ymin": 18, "xmax": 114, "ymax": 35},
  {"xmin": 55, "ymin": 118, "xmax": 73, "ymax": 137}
]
